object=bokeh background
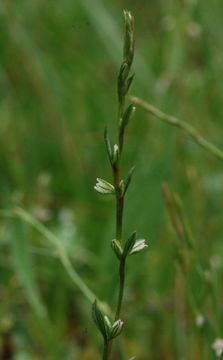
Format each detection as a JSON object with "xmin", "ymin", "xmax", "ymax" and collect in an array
[{"xmin": 1, "ymin": 0, "xmax": 223, "ymax": 359}]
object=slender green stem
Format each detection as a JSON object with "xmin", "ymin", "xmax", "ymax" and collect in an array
[
  {"xmin": 118, "ymin": 131, "xmax": 124, "ymax": 155},
  {"xmin": 103, "ymin": 340, "xmax": 109, "ymax": 360},
  {"xmin": 106, "ymin": 11, "xmax": 135, "ymax": 359},
  {"xmin": 109, "ymin": 164, "xmax": 126, "ymax": 359},
  {"xmin": 108, "ymin": 146, "xmax": 126, "ymax": 360},
  {"xmin": 115, "ymin": 259, "xmax": 126, "ymax": 320},
  {"xmin": 113, "ymin": 161, "xmax": 125, "ymax": 303},
  {"xmin": 116, "ymin": 195, "xmax": 124, "ymax": 241},
  {"xmin": 113, "ymin": 161, "xmax": 125, "ymax": 320},
  {"xmin": 130, "ymin": 96, "xmax": 223, "ymax": 162}
]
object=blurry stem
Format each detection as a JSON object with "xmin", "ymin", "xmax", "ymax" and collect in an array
[
  {"xmin": 130, "ymin": 96, "xmax": 223, "ymax": 161},
  {"xmin": 10, "ymin": 207, "xmax": 110, "ymax": 315},
  {"xmin": 161, "ymin": 182, "xmax": 185, "ymax": 244},
  {"xmin": 210, "ymin": 270, "xmax": 221, "ymax": 334}
]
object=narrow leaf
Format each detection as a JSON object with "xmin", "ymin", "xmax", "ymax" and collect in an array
[
  {"xmin": 117, "ymin": 61, "xmax": 129, "ymax": 104},
  {"xmin": 9, "ymin": 219, "xmax": 46, "ymax": 318},
  {"xmin": 123, "ymin": 231, "xmax": 137, "ymax": 259},
  {"xmin": 121, "ymin": 104, "xmax": 136, "ymax": 130},
  {"xmin": 104, "ymin": 127, "xmax": 113, "ymax": 165},
  {"xmin": 92, "ymin": 301, "xmax": 108, "ymax": 341},
  {"xmin": 119, "ymin": 105, "xmax": 135, "ymax": 153},
  {"xmin": 123, "ymin": 166, "xmax": 135, "ymax": 195},
  {"xmin": 126, "ymin": 73, "xmax": 135, "ymax": 93}
]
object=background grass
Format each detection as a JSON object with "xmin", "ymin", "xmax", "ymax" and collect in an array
[{"xmin": 1, "ymin": 0, "xmax": 223, "ymax": 359}]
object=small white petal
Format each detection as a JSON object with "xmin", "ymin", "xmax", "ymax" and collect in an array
[
  {"xmin": 113, "ymin": 319, "xmax": 123, "ymax": 328},
  {"xmin": 195, "ymin": 314, "xmax": 204, "ymax": 328},
  {"xmin": 94, "ymin": 178, "xmax": 115, "ymax": 195},
  {"xmin": 94, "ymin": 186, "xmax": 112, "ymax": 194},
  {"xmin": 104, "ymin": 315, "xmax": 112, "ymax": 330},
  {"xmin": 110, "ymin": 319, "xmax": 124, "ymax": 338},
  {"xmin": 212, "ymin": 338, "xmax": 223, "ymax": 358},
  {"xmin": 113, "ymin": 144, "xmax": 119, "ymax": 152},
  {"xmin": 130, "ymin": 239, "xmax": 148, "ymax": 255}
]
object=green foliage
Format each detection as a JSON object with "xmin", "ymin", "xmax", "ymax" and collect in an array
[{"xmin": 1, "ymin": 0, "xmax": 223, "ymax": 359}]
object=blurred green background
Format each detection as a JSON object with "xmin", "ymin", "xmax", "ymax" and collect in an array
[{"xmin": 1, "ymin": 0, "xmax": 223, "ymax": 359}]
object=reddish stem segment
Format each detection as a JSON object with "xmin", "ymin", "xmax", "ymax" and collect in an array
[{"xmin": 113, "ymin": 165, "xmax": 124, "ymax": 242}]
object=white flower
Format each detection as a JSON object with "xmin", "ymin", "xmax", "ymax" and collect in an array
[
  {"xmin": 186, "ymin": 22, "xmax": 202, "ymax": 39},
  {"xmin": 33, "ymin": 206, "xmax": 52, "ymax": 222},
  {"xmin": 58, "ymin": 207, "xmax": 74, "ymax": 225},
  {"xmin": 212, "ymin": 338, "xmax": 223, "ymax": 358},
  {"xmin": 130, "ymin": 239, "xmax": 148, "ymax": 255},
  {"xmin": 37, "ymin": 172, "xmax": 52, "ymax": 187},
  {"xmin": 210, "ymin": 255, "xmax": 222, "ymax": 270},
  {"xmin": 195, "ymin": 314, "xmax": 204, "ymax": 328},
  {"xmin": 94, "ymin": 178, "xmax": 115, "ymax": 195}
]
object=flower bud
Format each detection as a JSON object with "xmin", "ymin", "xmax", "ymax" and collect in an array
[
  {"xmin": 104, "ymin": 315, "xmax": 112, "ymax": 337},
  {"xmin": 130, "ymin": 239, "xmax": 148, "ymax": 255},
  {"xmin": 111, "ymin": 239, "xmax": 123, "ymax": 260},
  {"xmin": 94, "ymin": 178, "xmax": 115, "ymax": 195},
  {"xmin": 112, "ymin": 144, "xmax": 120, "ymax": 165},
  {"xmin": 110, "ymin": 319, "xmax": 124, "ymax": 339}
]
